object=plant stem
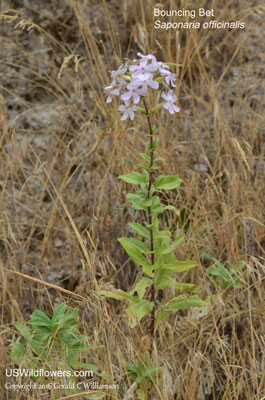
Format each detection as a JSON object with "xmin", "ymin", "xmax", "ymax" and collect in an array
[{"xmin": 143, "ymin": 100, "xmax": 156, "ymax": 346}]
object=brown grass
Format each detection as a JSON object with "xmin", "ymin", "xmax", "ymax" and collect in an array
[{"xmin": 0, "ymin": 0, "xmax": 264, "ymax": 399}]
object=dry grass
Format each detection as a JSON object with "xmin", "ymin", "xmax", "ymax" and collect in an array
[{"xmin": 0, "ymin": 0, "xmax": 264, "ymax": 399}]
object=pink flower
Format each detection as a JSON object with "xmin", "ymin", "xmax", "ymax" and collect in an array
[
  {"xmin": 133, "ymin": 72, "xmax": 159, "ymax": 93},
  {"xmin": 104, "ymin": 86, "xmax": 120, "ymax": 103},
  {"xmin": 137, "ymin": 52, "xmax": 157, "ymax": 65},
  {"xmin": 120, "ymin": 82, "xmax": 144, "ymax": 104},
  {"xmin": 162, "ymin": 90, "xmax": 180, "ymax": 114},
  {"xmin": 130, "ymin": 54, "xmax": 157, "ymax": 79},
  {"xmin": 158, "ymin": 62, "xmax": 176, "ymax": 87},
  {"xmin": 110, "ymin": 64, "xmax": 128, "ymax": 85},
  {"xmin": 165, "ymin": 73, "xmax": 176, "ymax": 87},
  {"xmin": 157, "ymin": 61, "xmax": 170, "ymax": 75},
  {"xmin": 118, "ymin": 101, "xmax": 138, "ymax": 120}
]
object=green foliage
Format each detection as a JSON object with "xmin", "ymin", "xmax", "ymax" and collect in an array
[
  {"xmin": 131, "ymin": 277, "xmax": 153, "ymax": 299},
  {"xmin": 153, "ymin": 174, "xmax": 182, "ymax": 190},
  {"xmin": 162, "ymin": 295, "xmax": 205, "ymax": 312},
  {"xmin": 128, "ymin": 222, "xmax": 150, "ymax": 239},
  {"xmin": 126, "ymin": 353, "xmax": 163, "ymax": 399},
  {"xmin": 206, "ymin": 257, "xmax": 245, "ymax": 288},
  {"xmin": 119, "ymin": 171, "xmax": 148, "ymax": 185},
  {"xmin": 154, "ymin": 294, "xmax": 206, "ymax": 327},
  {"xmin": 11, "ymin": 303, "xmax": 101, "ymax": 374},
  {"xmin": 127, "ymin": 300, "xmax": 154, "ymax": 328}
]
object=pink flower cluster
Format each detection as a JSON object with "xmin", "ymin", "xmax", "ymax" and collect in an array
[{"xmin": 104, "ymin": 53, "xmax": 180, "ymax": 120}]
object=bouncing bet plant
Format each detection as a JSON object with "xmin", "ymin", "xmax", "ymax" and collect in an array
[{"xmin": 101, "ymin": 53, "xmax": 204, "ymax": 342}]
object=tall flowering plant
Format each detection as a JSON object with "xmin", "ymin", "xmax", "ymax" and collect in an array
[{"xmin": 101, "ymin": 53, "xmax": 204, "ymax": 342}]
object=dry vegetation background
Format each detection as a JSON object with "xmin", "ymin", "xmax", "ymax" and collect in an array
[{"xmin": 0, "ymin": 0, "xmax": 264, "ymax": 399}]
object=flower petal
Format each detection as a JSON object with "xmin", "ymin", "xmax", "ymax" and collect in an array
[{"xmin": 121, "ymin": 92, "xmax": 132, "ymax": 101}]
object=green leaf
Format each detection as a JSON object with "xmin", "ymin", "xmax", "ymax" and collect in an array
[
  {"xmin": 144, "ymin": 366, "xmax": 163, "ymax": 379},
  {"xmin": 31, "ymin": 344, "xmax": 49, "ymax": 360},
  {"xmin": 154, "ymin": 273, "xmax": 174, "ymax": 291},
  {"xmin": 77, "ymin": 363, "xmax": 98, "ymax": 374},
  {"xmin": 153, "ymin": 137, "xmax": 159, "ymax": 150},
  {"xmin": 153, "ymin": 230, "xmax": 171, "ymax": 239},
  {"xmin": 207, "ymin": 265, "xmax": 228, "ymax": 277},
  {"xmin": 127, "ymin": 194, "xmax": 148, "ymax": 211},
  {"xmin": 158, "ymin": 260, "xmax": 198, "ymax": 272},
  {"xmin": 128, "ymin": 222, "xmax": 150, "ymax": 239},
  {"xmin": 119, "ymin": 171, "xmax": 147, "ymax": 185},
  {"xmin": 56, "ymin": 309, "xmax": 79, "ymax": 327},
  {"xmin": 13, "ymin": 322, "xmax": 32, "ymax": 341},
  {"xmin": 207, "ymin": 265, "xmax": 241, "ymax": 288},
  {"xmin": 156, "ymin": 235, "xmax": 184, "ymax": 256},
  {"xmin": 143, "ymin": 169, "xmax": 149, "ymax": 182},
  {"xmin": 123, "ymin": 237, "xmax": 148, "ymax": 252},
  {"xmin": 29, "ymin": 310, "xmax": 52, "ymax": 327},
  {"xmin": 206, "ymin": 258, "xmax": 245, "ymax": 289},
  {"xmin": 139, "ymin": 153, "xmax": 151, "ymax": 163},
  {"xmin": 150, "ymin": 196, "xmax": 165, "ymax": 219},
  {"xmin": 164, "ymin": 205, "xmax": 177, "ymax": 211},
  {"xmin": 126, "ymin": 361, "xmax": 143, "ymax": 384},
  {"xmin": 153, "ymin": 175, "xmax": 182, "ymax": 190},
  {"xmin": 233, "ymin": 261, "xmax": 245, "ymax": 271},
  {"xmin": 153, "ymin": 157, "xmax": 165, "ymax": 163},
  {"xmin": 10, "ymin": 342, "xmax": 27, "ymax": 362},
  {"xmin": 32, "ymin": 328, "xmax": 51, "ymax": 343},
  {"xmin": 155, "ymin": 310, "xmax": 169, "ymax": 326},
  {"xmin": 99, "ymin": 290, "xmax": 137, "ymax": 302},
  {"xmin": 127, "ymin": 299, "xmax": 154, "ymax": 328},
  {"xmin": 137, "ymin": 388, "xmax": 146, "ymax": 400},
  {"xmin": 51, "ymin": 303, "xmax": 66, "ymax": 324},
  {"xmin": 118, "ymin": 237, "xmax": 151, "ymax": 268},
  {"xmin": 158, "ymin": 244, "xmax": 175, "ymax": 256},
  {"xmin": 175, "ymin": 282, "xmax": 198, "ymax": 292},
  {"xmin": 99, "ymin": 290, "xmax": 125, "ymax": 301},
  {"xmin": 140, "ymin": 198, "xmax": 152, "ymax": 207},
  {"xmin": 126, "ymin": 361, "xmax": 140, "ymax": 376},
  {"xmin": 76, "ymin": 362, "xmax": 109, "ymax": 379},
  {"xmin": 174, "ymin": 234, "xmax": 185, "ymax": 247},
  {"xmin": 163, "ymin": 295, "xmax": 205, "ymax": 312},
  {"xmin": 138, "ymin": 163, "xmax": 150, "ymax": 170},
  {"xmin": 142, "ymin": 263, "xmax": 155, "ymax": 277},
  {"xmin": 150, "ymin": 102, "xmax": 164, "ymax": 115},
  {"xmin": 118, "ymin": 290, "xmax": 140, "ymax": 302},
  {"xmin": 211, "ymin": 257, "xmax": 224, "ymax": 269},
  {"xmin": 146, "ymin": 137, "xmax": 159, "ymax": 154},
  {"xmin": 138, "ymin": 106, "xmax": 146, "ymax": 114},
  {"xmin": 130, "ymin": 277, "xmax": 153, "ymax": 299}
]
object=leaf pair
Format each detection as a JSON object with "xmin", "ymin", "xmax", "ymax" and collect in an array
[{"xmin": 119, "ymin": 171, "xmax": 182, "ymax": 191}]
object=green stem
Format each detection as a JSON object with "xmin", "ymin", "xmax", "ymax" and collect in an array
[{"xmin": 143, "ymin": 100, "xmax": 155, "ymax": 346}]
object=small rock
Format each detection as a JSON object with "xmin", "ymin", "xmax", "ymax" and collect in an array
[
  {"xmin": 54, "ymin": 238, "xmax": 63, "ymax": 248},
  {"xmin": 193, "ymin": 162, "xmax": 209, "ymax": 173}
]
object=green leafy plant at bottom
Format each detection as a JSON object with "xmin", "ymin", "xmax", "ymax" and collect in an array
[
  {"xmin": 10, "ymin": 303, "xmax": 109, "ymax": 398},
  {"xmin": 126, "ymin": 353, "xmax": 163, "ymax": 400}
]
